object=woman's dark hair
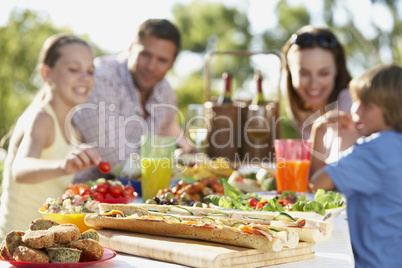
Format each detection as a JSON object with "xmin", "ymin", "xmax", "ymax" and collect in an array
[{"xmin": 282, "ymin": 25, "xmax": 352, "ymax": 123}]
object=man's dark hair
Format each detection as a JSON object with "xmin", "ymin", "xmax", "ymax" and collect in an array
[{"xmin": 136, "ymin": 19, "xmax": 181, "ymax": 57}]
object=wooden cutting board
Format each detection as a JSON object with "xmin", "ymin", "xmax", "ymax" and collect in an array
[{"xmin": 98, "ymin": 229, "xmax": 315, "ymax": 268}]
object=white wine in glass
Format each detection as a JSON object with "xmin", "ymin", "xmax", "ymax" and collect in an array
[
  {"xmin": 246, "ymin": 128, "xmax": 270, "ymax": 144},
  {"xmin": 186, "ymin": 104, "xmax": 208, "ymax": 150}
]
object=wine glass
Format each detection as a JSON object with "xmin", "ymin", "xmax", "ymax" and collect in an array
[
  {"xmin": 186, "ymin": 104, "xmax": 208, "ymax": 151},
  {"xmin": 244, "ymin": 104, "xmax": 271, "ymax": 161}
]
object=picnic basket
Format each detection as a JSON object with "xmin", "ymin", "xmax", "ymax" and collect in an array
[{"xmin": 203, "ymin": 51, "xmax": 284, "ymax": 162}]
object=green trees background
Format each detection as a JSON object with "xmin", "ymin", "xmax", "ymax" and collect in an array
[{"xmin": 1, "ymin": 0, "xmax": 402, "ymax": 151}]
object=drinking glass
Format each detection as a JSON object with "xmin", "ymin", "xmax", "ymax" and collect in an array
[
  {"xmin": 244, "ymin": 105, "xmax": 271, "ymax": 161},
  {"xmin": 140, "ymin": 135, "xmax": 176, "ymax": 201},
  {"xmin": 186, "ymin": 104, "xmax": 208, "ymax": 150},
  {"xmin": 274, "ymin": 139, "xmax": 311, "ymax": 192}
]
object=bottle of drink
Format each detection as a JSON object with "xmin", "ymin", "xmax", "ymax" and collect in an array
[
  {"xmin": 251, "ymin": 69, "xmax": 265, "ymax": 106},
  {"xmin": 217, "ymin": 72, "xmax": 233, "ymax": 105}
]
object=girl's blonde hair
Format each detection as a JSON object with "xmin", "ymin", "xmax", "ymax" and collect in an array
[{"xmin": 349, "ymin": 63, "xmax": 402, "ymax": 132}]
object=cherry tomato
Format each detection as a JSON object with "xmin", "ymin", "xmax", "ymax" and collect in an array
[
  {"xmin": 248, "ymin": 198, "xmax": 259, "ymax": 208},
  {"xmin": 109, "ymin": 183, "xmax": 123, "ymax": 198},
  {"xmin": 122, "ymin": 187, "xmax": 135, "ymax": 198},
  {"xmin": 98, "ymin": 161, "xmax": 111, "ymax": 173},
  {"xmin": 92, "ymin": 191, "xmax": 104, "ymax": 200},
  {"xmin": 124, "ymin": 185, "xmax": 135, "ymax": 195},
  {"xmin": 79, "ymin": 188, "xmax": 92, "ymax": 196},
  {"xmin": 104, "ymin": 192, "xmax": 114, "ymax": 199},
  {"xmin": 93, "ymin": 182, "xmax": 109, "ymax": 195}
]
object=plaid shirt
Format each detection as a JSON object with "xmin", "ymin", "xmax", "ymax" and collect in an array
[{"xmin": 73, "ymin": 52, "xmax": 178, "ymax": 182}]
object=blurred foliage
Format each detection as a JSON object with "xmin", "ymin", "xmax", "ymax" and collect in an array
[
  {"xmin": 267, "ymin": 0, "xmax": 402, "ymax": 75},
  {"xmin": 1, "ymin": 0, "xmax": 402, "ymax": 154},
  {"xmin": 175, "ymin": 72, "xmax": 205, "ymax": 126},
  {"xmin": 0, "ymin": 161, "xmax": 3, "ymax": 193},
  {"xmin": 172, "ymin": 1, "xmax": 255, "ymax": 90}
]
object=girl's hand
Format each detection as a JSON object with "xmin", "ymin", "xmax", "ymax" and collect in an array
[{"xmin": 61, "ymin": 144, "xmax": 102, "ymax": 175}]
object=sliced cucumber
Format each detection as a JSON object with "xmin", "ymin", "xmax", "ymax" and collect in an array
[
  {"xmin": 200, "ymin": 216, "xmax": 216, "ymax": 223},
  {"xmin": 273, "ymin": 212, "xmax": 296, "ymax": 222},
  {"xmin": 231, "ymin": 222, "xmax": 246, "ymax": 228},
  {"xmin": 168, "ymin": 205, "xmax": 193, "ymax": 215},
  {"xmin": 269, "ymin": 227, "xmax": 281, "ymax": 232},
  {"xmin": 207, "ymin": 211, "xmax": 230, "ymax": 217},
  {"xmin": 162, "ymin": 214, "xmax": 182, "ymax": 222},
  {"xmin": 148, "ymin": 209, "xmax": 161, "ymax": 213},
  {"xmin": 246, "ymin": 216, "xmax": 268, "ymax": 221}
]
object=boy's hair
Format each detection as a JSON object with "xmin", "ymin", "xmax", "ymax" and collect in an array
[
  {"xmin": 135, "ymin": 19, "xmax": 181, "ymax": 57},
  {"xmin": 349, "ymin": 63, "xmax": 402, "ymax": 132}
]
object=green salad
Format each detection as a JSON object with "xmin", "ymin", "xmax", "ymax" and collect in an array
[{"xmin": 204, "ymin": 181, "xmax": 345, "ymax": 215}]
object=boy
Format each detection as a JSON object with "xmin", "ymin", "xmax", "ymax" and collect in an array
[{"xmin": 311, "ymin": 64, "xmax": 402, "ymax": 267}]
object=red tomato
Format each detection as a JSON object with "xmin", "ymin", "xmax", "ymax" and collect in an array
[
  {"xmin": 255, "ymin": 202, "xmax": 264, "ymax": 210},
  {"xmin": 92, "ymin": 191, "xmax": 104, "ymax": 200},
  {"xmin": 234, "ymin": 175, "xmax": 244, "ymax": 182},
  {"xmin": 79, "ymin": 188, "xmax": 92, "ymax": 196},
  {"xmin": 104, "ymin": 192, "xmax": 114, "ymax": 199},
  {"xmin": 93, "ymin": 183, "xmax": 109, "ymax": 195},
  {"xmin": 124, "ymin": 185, "xmax": 135, "ymax": 195},
  {"xmin": 248, "ymin": 198, "xmax": 259, "ymax": 208},
  {"xmin": 109, "ymin": 183, "xmax": 123, "ymax": 198},
  {"xmin": 98, "ymin": 161, "xmax": 111, "ymax": 173},
  {"xmin": 122, "ymin": 188, "xmax": 134, "ymax": 197}
]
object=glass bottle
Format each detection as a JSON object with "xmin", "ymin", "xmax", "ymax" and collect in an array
[
  {"xmin": 251, "ymin": 69, "xmax": 265, "ymax": 106},
  {"xmin": 217, "ymin": 72, "xmax": 233, "ymax": 105}
]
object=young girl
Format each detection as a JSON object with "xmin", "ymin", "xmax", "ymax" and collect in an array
[
  {"xmin": 282, "ymin": 25, "xmax": 360, "ymax": 178},
  {"xmin": 311, "ymin": 64, "xmax": 402, "ymax": 267},
  {"xmin": 0, "ymin": 34, "xmax": 102, "ymax": 239}
]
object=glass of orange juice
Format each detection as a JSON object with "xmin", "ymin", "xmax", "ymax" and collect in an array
[
  {"xmin": 140, "ymin": 135, "xmax": 176, "ymax": 201},
  {"xmin": 274, "ymin": 139, "xmax": 311, "ymax": 192}
]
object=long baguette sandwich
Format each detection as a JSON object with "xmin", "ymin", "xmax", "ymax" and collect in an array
[
  {"xmin": 123, "ymin": 203, "xmax": 333, "ymax": 242},
  {"xmin": 85, "ymin": 203, "xmax": 332, "ymax": 251}
]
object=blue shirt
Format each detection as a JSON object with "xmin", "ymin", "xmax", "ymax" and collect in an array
[{"xmin": 325, "ymin": 130, "xmax": 402, "ymax": 268}]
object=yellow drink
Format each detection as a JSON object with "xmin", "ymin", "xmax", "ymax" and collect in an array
[{"xmin": 141, "ymin": 157, "xmax": 173, "ymax": 201}]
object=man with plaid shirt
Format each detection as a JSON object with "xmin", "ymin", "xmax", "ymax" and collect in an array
[{"xmin": 73, "ymin": 19, "xmax": 192, "ymax": 183}]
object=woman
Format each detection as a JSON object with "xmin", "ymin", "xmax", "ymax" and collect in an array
[
  {"xmin": 282, "ymin": 25, "xmax": 359, "ymax": 177},
  {"xmin": 0, "ymin": 33, "xmax": 102, "ymax": 239}
]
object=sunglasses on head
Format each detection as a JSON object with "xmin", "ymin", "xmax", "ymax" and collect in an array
[{"xmin": 291, "ymin": 32, "xmax": 339, "ymax": 49}]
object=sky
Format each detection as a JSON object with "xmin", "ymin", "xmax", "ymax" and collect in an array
[
  {"xmin": 0, "ymin": 0, "xmax": 283, "ymax": 87},
  {"xmin": 0, "ymin": 0, "xmax": 398, "ymax": 80},
  {"xmin": 0, "ymin": 0, "xmax": 282, "ymax": 54}
]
